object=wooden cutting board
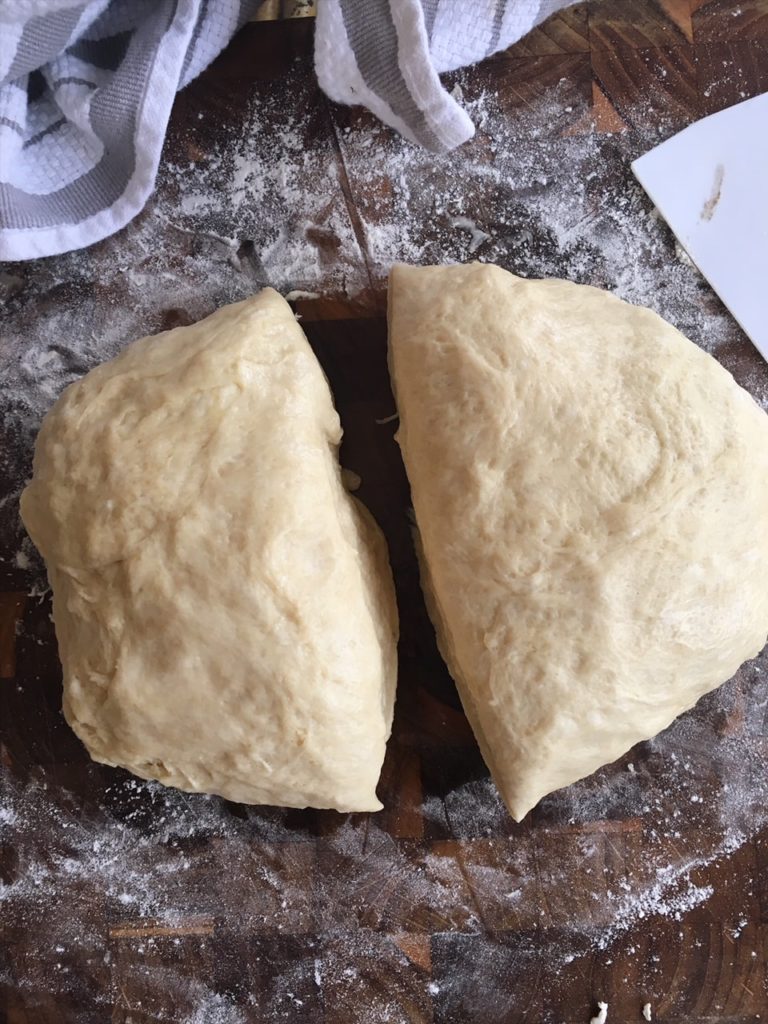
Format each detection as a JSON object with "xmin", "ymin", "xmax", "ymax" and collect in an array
[{"xmin": 2, "ymin": 5, "xmax": 768, "ymax": 1022}]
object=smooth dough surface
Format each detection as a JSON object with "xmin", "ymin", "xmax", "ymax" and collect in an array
[
  {"xmin": 21, "ymin": 289, "xmax": 398, "ymax": 812},
  {"xmin": 388, "ymin": 262, "xmax": 768, "ymax": 820}
]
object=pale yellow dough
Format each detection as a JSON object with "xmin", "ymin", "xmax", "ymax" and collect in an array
[
  {"xmin": 388, "ymin": 262, "xmax": 768, "ymax": 821},
  {"xmin": 21, "ymin": 289, "xmax": 398, "ymax": 812}
]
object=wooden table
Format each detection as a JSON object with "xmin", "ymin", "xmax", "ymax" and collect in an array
[{"xmin": 2, "ymin": 3, "xmax": 768, "ymax": 1022}]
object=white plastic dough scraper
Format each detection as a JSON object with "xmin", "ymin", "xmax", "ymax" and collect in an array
[{"xmin": 632, "ymin": 93, "xmax": 768, "ymax": 363}]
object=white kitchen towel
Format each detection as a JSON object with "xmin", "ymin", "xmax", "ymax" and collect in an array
[
  {"xmin": 315, "ymin": 0, "xmax": 576, "ymax": 152},
  {"xmin": 1, "ymin": 0, "xmax": 576, "ymax": 261},
  {"xmin": 0, "ymin": 0, "xmax": 260, "ymax": 261}
]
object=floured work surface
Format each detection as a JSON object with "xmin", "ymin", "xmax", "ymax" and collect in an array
[{"xmin": 2, "ymin": 7, "xmax": 768, "ymax": 1023}]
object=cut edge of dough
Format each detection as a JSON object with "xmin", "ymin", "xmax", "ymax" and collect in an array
[
  {"xmin": 389, "ymin": 263, "xmax": 532, "ymax": 820},
  {"xmin": 410, "ymin": 523, "xmax": 533, "ymax": 819}
]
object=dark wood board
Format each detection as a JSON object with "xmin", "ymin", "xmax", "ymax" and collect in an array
[{"xmin": 2, "ymin": 3, "xmax": 768, "ymax": 1022}]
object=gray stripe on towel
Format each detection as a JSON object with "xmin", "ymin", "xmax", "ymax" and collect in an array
[
  {"xmin": 5, "ymin": 6, "xmax": 85, "ymax": 83},
  {"xmin": 23, "ymin": 116, "xmax": 66, "ymax": 149},
  {"xmin": 339, "ymin": 0, "xmax": 443, "ymax": 151},
  {"xmin": 0, "ymin": 6, "xmax": 175, "ymax": 231},
  {"xmin": 421, "ymin": 0, "xmax": 441, "ymax": 40},
  {"xmin": 487, "ymin": 0, "xmax": 507, "ymax": 56},
  {"xmin": 0, "ymin": 116, "xmax": 24, "ymax": 136}
]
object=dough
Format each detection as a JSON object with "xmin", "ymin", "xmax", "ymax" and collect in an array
[
  {"xmin": 21, "ymin": 290, "xmax": 398, "ymax": 812},
  {"xmin": 388, "ymin": 262, "xmax": 768, "ymax": 820}
]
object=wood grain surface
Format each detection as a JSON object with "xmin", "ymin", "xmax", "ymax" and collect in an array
[{"xmin": 2, "ymin": 3, "xmax": 768, "ymax": 1022}]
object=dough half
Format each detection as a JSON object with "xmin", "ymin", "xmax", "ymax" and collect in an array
[
  {"xmin": 388, "ymin": 262, "xmax": 768, "ymax": 820},
  {"xmin": 21, "ymin": 289, "xmax": 398, "ymax": 812}
]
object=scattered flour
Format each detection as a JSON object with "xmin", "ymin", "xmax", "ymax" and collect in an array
[{"xmin": 590, "ymin": 1001, "xmax": 608, "ymax": 1024}]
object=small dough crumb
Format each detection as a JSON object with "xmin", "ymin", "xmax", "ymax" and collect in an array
[
  {"xmin": 642, "ymin": 1003, "xmax": 652, "ymax": 1021},
  {"xmin": 341, "ymin": 468, "xmax": 362, "ymax": 492},
  {"xmin": 591, "ymin": 1001, "xmax": 608, "ymax": 1024}
]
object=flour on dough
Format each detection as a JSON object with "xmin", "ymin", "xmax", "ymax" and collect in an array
[
  {"xmin": 388, "ymin": 262, "xmax": 768, "ymax": 821},
  {"xmin": 21, "ymin": 289, "xmax": 398, "ymax": 812}
]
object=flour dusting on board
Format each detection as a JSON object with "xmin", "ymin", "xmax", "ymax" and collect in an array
[
  {"xmin": 2, "ymin": 46, "xmax": 768, "ymax": 1024},
  {"xmin": 2, "ymin": 64, "xmax": 764, "ymax": 444}
]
